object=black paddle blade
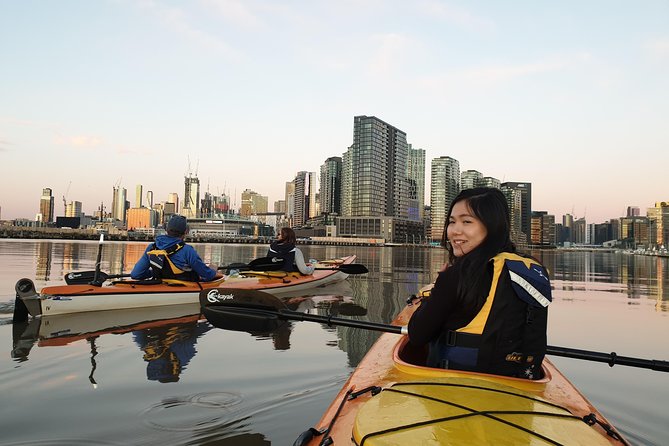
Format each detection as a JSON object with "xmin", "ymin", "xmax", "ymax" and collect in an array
[
  {"xmin": 199, "ymin": 288, "xmax": 287, "ymax": 333},
  {"xmin": 247, "ymin": 256, "xmax": 285, "ymax": 271},
  {"xmin": 330, "ymin": 263, "xmax": 368, "ymax": 274},
  {"xmin": 64, "ymin": 271, "xmax": 108, "ymax": 285}
]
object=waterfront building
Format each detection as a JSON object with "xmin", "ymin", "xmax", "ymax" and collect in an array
[
  {"xmin": 501, "ymin": 182, "xmax": 532, "ymax": 247},
  {"xmin": 342, "ymin": 116, "xmax": 409, "ymax": 219},
  {"xmin": 167, "ymin": 192, "xmax": 179, "ymax": 214},
  {"xmin": 65, "ymin": 201, "xmax": 83, "ymax": 218},
  {"xmin": 647, "ymin": 202, "xmax": 669, "ymax": 248},
  {"xmin": 308, "ymin": 173, "xmax": 318, "ymax": 219},
  {"xmin": 127, "ymin": 207, "xmax": 158, "ymax": 230},
  {"xmin": 339, "ymin": 116, "xmax": 422, "ymax": 243},
  {"xmin": 291, "ymin": 171, "xmax": 316, "ymax": 227},
  {"xmin": 320, "ymin": 156, "xmax": 342, "ymax": 216},
  {"xmin": 146, "ymin": 190, "xmax": 153, "ymax": 208},
  {"xmin": 284, "ymin": 181, "xmax": 295, "ymax": 221},
  {"xmin": 620, "ymin": 216, "xmax": 650, "ymax": 248},
  {"xmin": 407, "ymin": 145, "xmax": 426, "ymax": 221},
  {"xmin": 183, "ymin": 175, "xmax": 200, "ymax": 219},
  {"xmin": 274, "ymin": 200, "xmax": 286, "ymax": 214},
  {"xmin": 480, "ymin": 176, "xmax": 501, "ymax": 189},
  {"xmin": 135, "ymin": 184, "xmax": 143, "ymax": 208},
  {"xmin": 430, "ymin": 156, "xmax": 460, "ymax": 242},
  {"xmin": 573, "ymin": 217, "xmax": 587, "ymax": 244},
  {"xmin": 112, "ymin": 186, "xmax": 127, "ymax": 224},
  {"xmin": 461, "ymin": 170, "xmax": 482, "ymax": 190},
  {"xmin": 627, "ymin": 206, "xmax": 640, "ymax": 217},
  {"xmin": 562, "ymin": 213, "xmax": 574, "ymax": 243},
  {"xmin": 240, "ymin": 189, "xmax": 269, "ymax": 217},
  {"xmin": 531, "ymin": 211, "xmax": 556, "ymax": 247},
  {"xmin": 39, "ymin": 188, "xmax": 54, "ymax": 223}
]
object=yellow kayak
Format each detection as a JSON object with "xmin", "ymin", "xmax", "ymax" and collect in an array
[{"xmin": 298, "ymin": 301, "xmax": 627, "ymax": 446}]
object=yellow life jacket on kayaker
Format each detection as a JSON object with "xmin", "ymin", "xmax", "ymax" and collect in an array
[
  {"xmin": 147, "ymin": 242, "xmax": 199, "ymax": 282},
  {"xmin": 427, "ymin": 252, "xmax": 552, "ymax": 379}
]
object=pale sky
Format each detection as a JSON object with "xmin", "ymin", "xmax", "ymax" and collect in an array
[{"xmin": 1, "ymin": 0, "xmax": 668, "ymax": 224}]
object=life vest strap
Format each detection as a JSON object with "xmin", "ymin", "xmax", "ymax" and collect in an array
[{"xmin": 445, "ymin": 330, "xmax": 481, "ymax": 348}]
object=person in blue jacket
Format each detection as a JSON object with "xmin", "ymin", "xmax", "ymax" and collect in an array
[{"xmin": 131, "ymin": 215, "xmax": 220, "ymax": 282}]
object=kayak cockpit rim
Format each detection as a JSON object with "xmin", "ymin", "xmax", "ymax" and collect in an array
[{"xmin": 392, "ymin": 335, "xmax": 552, "ymax": 385}]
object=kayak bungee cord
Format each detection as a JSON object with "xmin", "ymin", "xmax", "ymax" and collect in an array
[{"xmin": 355, "ymin": 381, "xmax": 629, "ymax": 446}]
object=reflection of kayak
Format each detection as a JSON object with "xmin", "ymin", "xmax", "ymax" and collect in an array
[
  {"xmin": 15, "ymin": 255, "xmax": 356, "ymax": 318},
  {"xmin": 11, "ymin": 303, "xmax": 203, "ymax": 360},
  {"xmin": 297, "ymin": 303, "xmax": 627, "ymax": 446}
]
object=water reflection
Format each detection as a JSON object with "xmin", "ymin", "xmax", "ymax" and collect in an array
[
  {"xmin": 133, "ymin": 319, "xmax": 212, "ymax": 383},
  {"xmin": 532, "ymin": 250, "xmax": 669, "ymax": 304}
]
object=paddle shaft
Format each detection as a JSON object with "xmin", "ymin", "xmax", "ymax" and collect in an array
[
  {"xmin": 546, "ymin": 345, "xmax": 669, "ymax": 372},
  {"xmin": 209, "ymin": 304, "xmax": 668, "ymax": 372}
]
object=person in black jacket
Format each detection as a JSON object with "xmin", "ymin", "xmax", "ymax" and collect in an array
[
  {"xmin": 408, "ymin": 187, "xmax": 552, "ymax": 379},
  {"xmin": 267, "ymin": 227, "xmax": 314, "ymax": 274}
]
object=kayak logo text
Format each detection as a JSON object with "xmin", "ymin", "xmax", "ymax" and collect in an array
[{"xmin": 207, "ymin": 289, "xmax": 235, "ymax": 303}]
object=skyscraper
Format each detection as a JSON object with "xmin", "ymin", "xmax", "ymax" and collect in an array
[
  {"xmin": 135, "ymin": 184, "xmax": 143, "ymax": 208},
  {"xmin": 342, "ymin": 116, "xmax": 409, "ymax": 218},
  {"xmin": 240, "ymin": 189, "xmax": 269, "ymax": 217},
  {"xmin": 430, "ymin": 156, "xmax": 460, "ymax": 242},
  {"xmin": 293, "ymin": 171, "xmax": 314, "ymax": 227},
  {"xmin": 39, "ymin": 188, "xmax": 54, "ymax": 223},
  {"xmin": 501, "ymin": 182, "xmax": 532, "ymax": 247},
  {"xmin": 461, "ymin": 170, "xmax": 482, "ymax": 190},
  {"xmin": 320, "ymin": 156, "xmax": 342, "ymax": 216},
  {"xmin": 407, "ymin": 145, "xmax": 425, "ymax": 221},
  {"xmin": 167, "ymin": 193, "xmax": 179, "ymax": 214},
  {"xmin": 146, "ymin": 190, "xmax": 153, "ymax": 208},
  {"xmin": 183, "ymin": 175, "xmax": 200, "ymax": 219},
  {"xmin": 112, "ymin": 186, "xmax": 127, "ymax": 223}
]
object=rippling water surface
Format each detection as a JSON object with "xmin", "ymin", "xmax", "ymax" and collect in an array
[{"xmin": 1, "ymin": 240, "xmax": 667, "ymax": 445}]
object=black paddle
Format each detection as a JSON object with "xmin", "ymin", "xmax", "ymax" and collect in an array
[
  {"xmin": 200, "ymin": 288, "xmax": 669, "ymax": 373},
  {"xmin": 64, "ymin": 257, "xmax": 367, "ymax": 285}
]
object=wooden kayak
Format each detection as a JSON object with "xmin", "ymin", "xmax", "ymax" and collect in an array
[
  {"xmin": 296, "ymin": 301, "xmax": 628, "ymax": 446},
  {"xmin": 14, "ymin": 255, "xmax": 356, "ymax": 318}
]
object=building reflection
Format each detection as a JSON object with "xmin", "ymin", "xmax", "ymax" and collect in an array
[{"xmin": 35, "ymin": 242, "xmax": 52, "ymax": 281}]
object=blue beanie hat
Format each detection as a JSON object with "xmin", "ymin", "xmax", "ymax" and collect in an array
[{"xmin": 167, "ymin": 215, "xmax": 188, "ymax": 235}]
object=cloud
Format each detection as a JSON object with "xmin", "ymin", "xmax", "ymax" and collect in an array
[
  {"xmin": 0, "ymin": 139, "xmax": 10, "ymax": 151},
  {"xmin": 417, "ymin": 0, "xmax": 495, "ymax": 33}
]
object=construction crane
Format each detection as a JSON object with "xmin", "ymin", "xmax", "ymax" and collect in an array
[{"xmin": 62, "ymin": 181, "xmax": 72, "ymax": 216}]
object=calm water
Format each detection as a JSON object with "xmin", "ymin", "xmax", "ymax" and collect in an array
[{"xmin": 0, "ymin": 240, "xmax": 668, "ymax": 445}]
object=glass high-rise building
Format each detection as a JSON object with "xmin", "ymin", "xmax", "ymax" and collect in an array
[
  {"xmin": 39, "ymin": 188, "xmax": 54, "ymax": 223},
  {"xmin": 461, "ymin": 170, "xmax": 482, "ymax": 190},
  {"xmin": 407, "ymin": 145, "xmax": 425, "ymax": 221},
  {"xmin": 112, "ymin": 186, "xmax": 127, "ymax": 223},
  {"xmin": 320, "ymin": 156, "xmax": 342, "ymax": 216},
  {"xmin": 183, "ymin": 175, "xmax": 200, "ymax": 219},
  {"xmin": 292, "ymin": 171, "xmax": 316, "ymax": 227},
  {"xmin": 430, "ymin": 156, "xmax": 460, "ymax": 242},
  {"xmin": 342, "ymin": 116, "xmax": 409, "ymax": 218},
  {"xmin": 501, "ymin": 182, "xmax": 532, "ymax": 247}
]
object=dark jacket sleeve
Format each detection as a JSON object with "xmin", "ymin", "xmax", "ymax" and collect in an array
[{"xmin": 407, "ymin": 267, "xmax": 460, "ymax": 347}]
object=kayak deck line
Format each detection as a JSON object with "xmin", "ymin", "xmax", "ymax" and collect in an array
[{"xmin": 358, "ymin": 383, "xmax": 587, "ymax": 446}]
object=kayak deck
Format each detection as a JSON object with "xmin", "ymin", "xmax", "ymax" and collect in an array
[{"xmin": 301, "ymin": 303, "xmax": 627, "ymax": 446}]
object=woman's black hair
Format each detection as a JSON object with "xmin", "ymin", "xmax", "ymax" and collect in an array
[{"xmin": 443, "ymin": 187, "xmax": 516, "ymax": 313}]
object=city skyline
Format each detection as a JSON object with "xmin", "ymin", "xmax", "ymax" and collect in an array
[{"xmin": 1, "ymin": 2, "xmax": 668, "ymax": 223}]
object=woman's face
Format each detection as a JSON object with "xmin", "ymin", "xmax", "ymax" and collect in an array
[{"xmin": 446, "ymin": 200, "xmax": 488, "ymax": 257}]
